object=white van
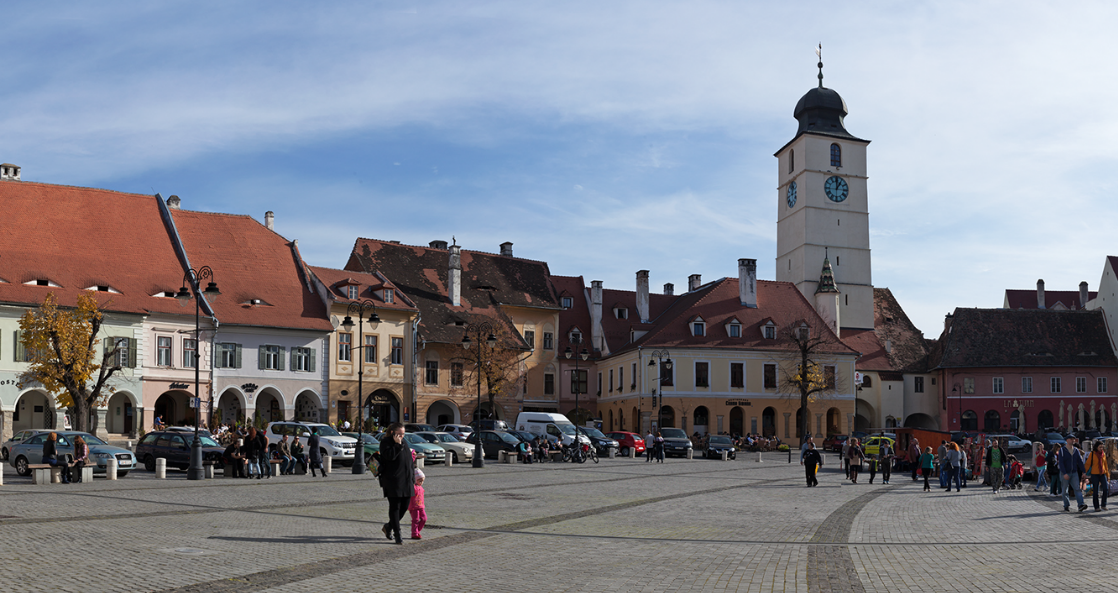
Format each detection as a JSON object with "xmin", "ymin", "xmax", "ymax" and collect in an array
[
  {"xmin": 265, "ymin": 422, "xmax": 358, "ymax": 464},
  {"xmin": 515, "ymin": 412, "xmax": 591, "ymax": 447}
]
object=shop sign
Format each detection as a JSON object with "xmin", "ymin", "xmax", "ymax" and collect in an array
[
  {"xmin": 724, "ymin": 399, "xmax": 752, "ymax": 406},
  {"xmin": 1003, "ymin": 399, "xmax": 1034, "ymax": 408}
]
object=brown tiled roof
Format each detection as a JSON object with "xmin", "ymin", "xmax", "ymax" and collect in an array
[
  {"xmin": 843, "ymin": 288, "xmax": 930, "ymax": 373},
  {"xmin": 308, "ymin": 266, "xmax": 418, "ymax": 313},
  {"xmin": 346, "ymin": 238, "xmax": 559, "ymax": 345},
  {"xmin": 930, "ymin": 308, "xmax": 1117, "ymax": 369},
  {"xmin": 1005, "ymin": 288, "xmax": 1095, "ymax": 310},
  {"xmin": 170, "ymin": 209, "xmax": 332, "ymax": 331},
  {"xmin": 552, "ymin": 275, "xmax": 593, "ymax": 356},
  {"xmin": 0, "ymin": 181, "xmax": 192, "ymax": 315},
  {"xmin": 598, "ymin": 287, "xmax": 675, "ymax": 353}
]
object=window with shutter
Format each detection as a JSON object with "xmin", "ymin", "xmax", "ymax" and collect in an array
[
  {"xmin": 277, "ymin": 346, "xmax": 285, "ymax": 371},
  {"xmin": 308, "ymin": 347, "xmax": 316, "ymax": 372}
]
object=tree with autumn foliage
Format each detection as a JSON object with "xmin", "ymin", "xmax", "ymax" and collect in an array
[
  {"xmin": 778, "ymin": 320, "xmax": 842, "ymax": 446},
  {"xmin": 18, "ymin": 292, "xmax": 123, "ymax": 434},
  {"xmin": 455, "ymin": 321, "xmax": 529, "ymax": 420}
]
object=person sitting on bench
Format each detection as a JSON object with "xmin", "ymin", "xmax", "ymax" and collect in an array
[{"xmin": 42, "ymin": 432, "xmax": 71, "ymax": 484}]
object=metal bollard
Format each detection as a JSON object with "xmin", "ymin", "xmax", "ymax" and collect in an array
[
  {"xmin": 629, "ymin": 447, "xmax": 636, "ymax": 459},
  {"xmin": 155, "ymin": 457, "xmax": 166, "ymax": 479},
  {"xmin": 608, "ymin": 448, "xmax": 615, "ymax": 459},
  {"xmin": 686, "ymin": 448, "xmax": 693, "ymax": 460},
  {"xmin": 107, "ymin": 458, "xmax": 118, "ymax": 480},
  {"xmin": 756, "ymin": 451, "xmax": 763, "ymax": 463},
  {"xmin": 445, "ymin": 453, "xmax": 453, "ymax": 467},
  {"xmin": 721, "ymin": 450, "xmax": 729, "ymax": 461},
  {"xmin": 204, "ymin": 464, "xmax": 214, "ymax": 479},
  {"xmin": 416, "ymin": 456, "xmax": 425, "ymax": 470}
]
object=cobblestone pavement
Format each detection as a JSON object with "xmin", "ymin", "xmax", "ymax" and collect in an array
[{"xmin": 2, "ymin": 452, "xmax": 1116, "ymax": 592}]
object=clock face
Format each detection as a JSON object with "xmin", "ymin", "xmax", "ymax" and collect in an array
[
  {"xmin": 824, "ymin": 176, "xmax": 849, "ymax": 202},
  {"xmin": 786, "ymin": 182, "xmax": 797, "ymax": 208}
]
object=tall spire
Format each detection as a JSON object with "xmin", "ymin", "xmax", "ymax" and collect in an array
[
  {"xmin": 816, "ymin": 43, "xmax": 823, "ymax": 88},
  {"xmin": 816, "ymin": 248, "xmax": 839, "ymax": 294}
]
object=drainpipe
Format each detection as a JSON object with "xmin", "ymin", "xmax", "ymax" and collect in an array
[
  {"xmin": 411, "ymin": 314, "xmax": 422, "ymax": 424},
  {"xmin": 209, "ymin": 316, "xmax": 219, "ymax": 427}
]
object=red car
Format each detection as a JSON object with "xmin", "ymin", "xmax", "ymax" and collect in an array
[
  {"xmin": 822, "ymin": 434, "xmax": 848, "ymax": 452},
  {"xmin": 606, "ymin": 431, "xmax": 646, "ymax": 456}
]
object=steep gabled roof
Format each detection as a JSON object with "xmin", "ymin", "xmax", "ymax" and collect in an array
[
  {"xmin": 843, "ymin": 288, "xmax": 931, "ymax": 373},
  {"xmin": 598, "ymin": 287, "xmax": 675, "ymax": 352},
  {"xmin": 552, "ymin": 275, "xmax": 594, "ymax": 356},
  {"xmin": 308, "ymin": 266, "xmax": 418, "ymax": 314},
  {"xmin": 1004, "ymin": 288, "xmax": 1095, "ymax": 311},
  {"xmin": 930, "ymin": 308, "xmax": 1117, "ymax": 369}
]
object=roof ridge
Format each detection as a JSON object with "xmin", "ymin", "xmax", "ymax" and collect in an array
[
  {"xmin": 354, "ymin": 237, "xmax": 551, "ymax": 266},
  {"xmin": 1, "ymin": 180, "xmax": 155, "ymax": 199}
]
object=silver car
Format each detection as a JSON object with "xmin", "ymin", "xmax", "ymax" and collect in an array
[
  {"xmin": 1, "ymin": 429, "xmax": 44, "ymax": 461},
  {"xmin": 415, "ymin": 431, "xmax": 474, "ymax": 463},
  {"xmin": 10, "ymin": 431, "xmax": 136, "ymax": 478}
]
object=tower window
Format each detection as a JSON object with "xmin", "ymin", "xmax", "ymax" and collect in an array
[
  {"xmin": 788, "ymin": 149, "xmax": 794, "ymax": 174},
  {"xmin": 830, "ymin": 143, "xmax": 841, "ymax": 167}
]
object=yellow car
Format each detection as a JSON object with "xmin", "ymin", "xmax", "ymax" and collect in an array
[{"xmin": 862, "ymin": 436, "xmax": 895, "ymax": 457}]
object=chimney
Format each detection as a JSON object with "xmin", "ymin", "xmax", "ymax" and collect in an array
[
  {"xmin": 0, "ymin": 163, "xmax": 20, "ymax": 181},
  {"xmin": 429, "ymin": 240, "xmax": 448, "ymax": 250},
  {"xmin": 166, "ymin": 195, "xmax": 181, "ymax": 210},
  {"xmin": 448, "ymin": 242, "xmax": 462, "ymax": 307},
  {"xmin": 688, "ymin": 274, "xmax": 702, "ymax": 292},
  {"xmin": 1080, "ymin": 281, "xmax": 1089, "ymax": 309},
  {"xmin": 500, "ymin": 242, "xmax": 513, "ymax": 257},
  {"xmin": 590, "ymin": 280, "xmax": 604, "ymax": 352},
  {"xmin": 663, "ymin": 283, "xmax": 674, "ymax": 296},
  {"xmin": 944, "ymin": 312, "xmax": 954, "ymax": 333},
  {"xmin": 636, "ymin": 270, "xmax": 650, "ymax": 323},
  {"xmin": 739, "ymin": 258, "xmax": 757, "ymax": 308},
  {"xmin": 264, "ymin": 210, "xmax": 274, "ymax": 231},
  {"xmin": 1037, "ymin": 279, "xmax": 1045, "ymax": 309}
]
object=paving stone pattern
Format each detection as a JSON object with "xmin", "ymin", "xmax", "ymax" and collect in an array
[{"xmin": 0, "ymin": 452, "xmax": 1114, "ymax": 592}]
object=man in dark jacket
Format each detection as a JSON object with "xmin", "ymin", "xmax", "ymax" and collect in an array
[
  {"xmin": 377, "ymin": 423, "xmax": 415, "ymax": 544},
  {"xmin": 801, "ymin": 441, "xmax": 823, "ymax": 487},
  {"xmin": 307, "ymin": 431, "xmax": 326, "ymax": 477},
  {"xmin": 985, "ymin": 440, "xmax": 1009, "ymax": 493},
  {"xmin": 242, "ymin": 428, "xmax": 259, "ymax": 478},
  {"xmin": 257, "ymin": 429, "xmax": 271, "ymax": 479},
  {"xmin": 1058, "ymin": 437, "xmax": 1087, "ymax": 512}
]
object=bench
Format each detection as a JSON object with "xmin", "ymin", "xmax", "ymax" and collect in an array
[
  {"xmin": 28, "ymin": 463, "xmax": 79, "ymax": 484},
  {"xmin": 548, "ymin": 451, "xmax": 563, "ymax": 462}
]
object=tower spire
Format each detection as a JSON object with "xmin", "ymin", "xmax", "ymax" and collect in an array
[
  {"xmin": 816, "ymin": 248, "xmax": 839, "ymax": 294},
  {"xmin": 816, "ymin": 43, "xmax": 823, "ymax": 88}
]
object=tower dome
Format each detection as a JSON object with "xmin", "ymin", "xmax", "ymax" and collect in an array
[{"xmin": 792, "ymin": 53, "xmax": 857, "ymax": 139}]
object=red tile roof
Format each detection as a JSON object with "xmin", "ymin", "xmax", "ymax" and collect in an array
[
  {"xmin": 0, "ymin": 181, "xmax": 193, "ymax": 315},
  {"xmin": 843, "ymin": 288, "xmax": 931, "ymax": 373},
  {"xmin": 308, "ymin": 266, "xmax": 418, "ymax": 313},
  {"xmin": 1004, "ymin": 289, "xmax": 1095, "ymax": 310},
  {"xmin": 551, "ymin": 275, "xmax": 593, "ymax": 355},
  {"xmin": 929, "ymin": 308, "xmax": 1117, "ymax": 369}
]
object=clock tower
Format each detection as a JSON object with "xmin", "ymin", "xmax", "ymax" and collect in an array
[{"xmin": 774, "ymin": 59, "xmax": 874, "ymax": 332}]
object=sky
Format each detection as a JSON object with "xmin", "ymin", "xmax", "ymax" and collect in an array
[{"xmin": 3, "ymin": 1, "xmax": 1118, "ymax": 339}]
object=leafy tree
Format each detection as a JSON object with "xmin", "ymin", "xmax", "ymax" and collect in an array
[
  {"xmin": 778, "ymin": 320, "xmax": 841, "ymax": 446},
  {"xmin": 18, "ymin": 292, "xmax": 122, "ymax": 433}
]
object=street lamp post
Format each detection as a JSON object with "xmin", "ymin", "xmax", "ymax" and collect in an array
[
  {"xmin": 342, "ymin": 300, "xmax": 381, "ymax": 475},
  {"xmin": 461, "ymin": 321, "xmax": 497, "ymax": 468},
  {"xmin": 647, "ymin": 349, "xmax": 672, "ymax": 433},
  {"xmin": 563, "ymin": 337, "xmax": 590, "ymax": 441},
  {"xmin": 175, "ymin": 266, "xmax": 220, "ymax": 481}
]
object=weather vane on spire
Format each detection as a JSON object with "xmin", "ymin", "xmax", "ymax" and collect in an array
[{"xmin": 816, "ymin": 43, "xmax": 823, "ymax": 88}]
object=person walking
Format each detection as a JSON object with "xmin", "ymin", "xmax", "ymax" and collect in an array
[
  {"xmin": 945, "ymin": 442, "xmax": 961, "ymax": 492},
  {"xmin": 1057, "ymin": 437, "xmax": 1087, "ymax": 512},
  {"xmin": 938, "ymin": 441, "xmax": 950, "ymax": 489},
  {"xmin": 800, "ymin": 436, "xmax": 814, "ymax": 463},
  {"xmin": 920, "ymin": 446, "xmax": 935, "ymax": 491},
  {"xmin": 1034, "ymin": 444, "xmax": 1049, "ymax": 492},
  {"xmin": 1046, "ymin": 444, "xmax": 1061, "ymax": 496},
  {"xmin": 645, "ymin": 431, "xmax": 654, "ymax": 463},
  {"xmin": 243, "ymin": 427, "xmax": 259, "ymax": 478},
  {"xmin": 256, "ymin": 428, "xmax": 271, "ymax": 479},
  {"xmin": 985, "ymin": 439, "xmax": 1008, "ymax": 494},
  {"xmin": 1085, "ymin": 440, "xmax": 1109, "ymax": 512},
  {"xmin": 409, "ymin": 469, "xmax": 427, "ymax": 539},
  {"xmin": 841, "ymin": 438, "xmax": 851, "ymax": 478},
  {"xmin": 909, "ymin": 437, "xmax": 921, "ymax": 481},
  {"xmin": 879, "ymin": 441, "xmax": 894, "ymax": 485},
  {"xmin": 308, "ymin": 430, "xmax": 327, "ymax": 477},
  {"xmin": 71, "ymin": 435, "xmax": 89, "ymax": 483},
  {"xmin": 959, "ymin": 445, "xmax": 969, "ymax": 489},
  {"xmin": 847, "ymin": 438, "xmax": 865, "ymax": 484},
  {"xmin": 654, "ymin": 432, "xmax": 665, "ymax": 463},
  {"xmin": 377, "ymin": 423, "xmax": 415, "ymax": 545},
  {"xmin": 41, "ymin": 432, "xmax": 71, "ymax": 484},
  {"xmin": 801, "ymin": 441, "xmax": 823, "ymax": 487}
]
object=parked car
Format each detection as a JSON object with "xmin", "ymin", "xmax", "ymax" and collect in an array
[
  {"xmin": 414, "ymin": 431, "xmax": 474, "ymax": 463},
  {"xmin": 465, "ymin": 430, "xmax": 521, "ymax": 459},
  {"xmin": 988, "ymin": 434, "xmax": 1031, "ymax": 455},
  {"xmin": 1, "ymin": 429, "xmax": 44, "ymax": 461},
  {"xmin": 265, "ymin": 422, "xmax": 358, "ymax": 465},
  {"xmin": 822, "ymin": 434, "xmax": 848, "ymax": 452},
  {"xmin": 470, "ymin": 419, "xmax": 510, "ymax": 431},
  {"xmin": 402, "ymin": 433, "xmax": 446, "ymax": 463},
  {"xmin": 582, "ymin": 428, "xmax": 619, "ymax": 455},
  {"xmin": 165, "ymin": 426, "xmax": 213, "ymax": 437},
  {"xmin": 1073, "ymin": 430, "xmax": 1103, "ymax": 442},
  {"xmin": 135, "ymin": 430, "xmax": 226, "ymax": 471},
  {"xmin": 437, "ymin": 424, "xmax": 473, "ymax": 440},
  {"xmin": 341, "ymin": 432, "xmax": 380, "ymax": 465},
  {"xmin": 10, "ymin": 431, "xmax": 136, "ymax": 477},
  {"xmin": 404, "ymin": 423, "xmax": 435, "ymax": 433},
  {"xmin": 701, "ymin": 435, "xmax": 737, "ymax": 459},
  {"xmin": 659, "ymin": 428, "xmax": 693, "ymax": 457},
  {"xmin": 606, "ymin": 431, "xmax": 645, "ymax": 456},
  {"xmin": 1038, "ymin": 432, "xmax": 1067, "ymax": 448}
]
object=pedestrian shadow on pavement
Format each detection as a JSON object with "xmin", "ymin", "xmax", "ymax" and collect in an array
[{"xmin": 208, "ymin": 535, "xmax": 378, "ymax": 545}]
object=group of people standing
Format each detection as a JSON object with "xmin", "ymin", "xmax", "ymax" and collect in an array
[
  {"xmin": 798, "ymin": 436, "xmax": 893, "ymax": 486},
  {"xmin": 645, "ymin": 431, "xmax": 665, "ymax": 462},
  {"xmin": 1035, "ymin": 437, "xmax": 1109, "ymax": 512},
  {"xmin": 221, "ymin": 426, "xmax": 327, "ymax": 478}
]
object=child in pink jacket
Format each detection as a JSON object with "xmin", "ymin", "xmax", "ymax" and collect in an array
[{"xmin": 409, "ymin": 469, "xmax": 426, "ymax": 539}]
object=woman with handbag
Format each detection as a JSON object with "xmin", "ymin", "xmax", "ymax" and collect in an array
[
  {"xmin": 1086, "ymin": 441, "xmax": 1109, "ymax": 512},
  {"xmin": 847, "ymin": 438, "xmax": 865, "ymax": 484},
  {"xmin": 377, "ymin": 423, "xmax": 415, "ymax": 545}
]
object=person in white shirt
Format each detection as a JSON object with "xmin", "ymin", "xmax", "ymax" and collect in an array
[{"xmin": 645, "ymin": 431, "xmax": 654, "ymax": 463}]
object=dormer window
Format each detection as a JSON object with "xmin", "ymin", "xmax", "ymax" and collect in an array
[
  {"xmin": 561, "ymin": 296, "xmax": 573, "ymax": 309},
  {"xmin": 569, "ymin": 329, "xmax": 583, "ymax": 344},
  {"xmin": 383, "ymin": 289, "xmax": 395, "ymax": 304},
  {"xmin": 728, "ymin": 323, "xmax": 741, "ymax": 338},
  {"xmin": 614, "ymin": 307, "xmax": 628, "ymax": 320},
  {"xmin": 25, "ymin": 279, "xmax": 61, "ymax": 288},
  {"xmin": 691, "ymin": 317, "xmax": 705, "ymax": 337},
  {"xmin": 761, "ymin": 321, "xmax": 777, "ymax": 340},
  {"xmin": 85, "ymin": 285, "xmax": 120, "ymax": 294},
  {"xmin": 346, "ymin": 285, "xmax": 358, "ymax": 300},
  {"xmin": 796, "ymin": 324, "xmax": 810, "ymax": 341}
]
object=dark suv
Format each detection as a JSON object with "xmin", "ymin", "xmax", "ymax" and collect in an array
[
  {"xmin": 135, "ymin": 430, "xmax": 226, "ymax": 471},
  {"xmin": 659, "ymin": 428, "xmax": 693, "ymax": 458}
]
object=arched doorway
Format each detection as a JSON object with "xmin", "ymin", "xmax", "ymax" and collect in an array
[
  {"xmin": 155, "ymin": 391, "xmax": 191, "ymax": 427},
  {"xmin": 855, "ymin": 399, "xmax": 875, "ymax": 430},
  {"xmin": 608, "ymin": 409, "xmax": 614, "ymax": 430},
  {"xmin": 295, "ymin": 391, "xmax": 320, "ymax": 423},
  {"xmin": 631, "ymin": 406, "xmax": 638, "ymax": 433},
  {"xmin": 729, "ymin": 406, "xmax": 744, "ymax": 436},
  {"xmin": 984, "ymin": 410, "xmax": 1001, "ymax": 432},
  {"xmin": 13, "ymin": 391, "xmax": 54, "ymax": 432},
  {"xmin": 473, "ymin": 401, "xmax": 504, "ymax": 421},
  {"xmin": 762, "ymin": 407, "xmax": 776, "ymax": 437},
  {"xmin": 1096, "ymin": 408, "xmax": 1110, "ymax": 432},
  {"xmin": 961, "ymin": 410, "xmax": 978, "ymax": 431},
  {"xmin": 659, "ymin": 405, "xmax": 675, "ymax": 428},
  {"xmin": 105, "ymin": 392, "xmax": 137, "ymax": 435},
  {"xmin": 1037, "ymin": 409, "xmax": 1054, "ymax": 430},
  {"xmin": 1010, "ymin": 409, "xmax": 1022, "ymax": 434},
  {"xmin": 885, "ymin": 416, "xmax": 897, "ymax": 429},
  {"xmin": 366, "ymin": 389, "xmax": 400, "ymax": 427},
  {"xmin": 796, "ymin": 408, "xmax": 806, "ymax": 438},
  {"xmin": 693, "ymin": 406, "xmax": 709, "ymax": 436},
  {"xmin": 217, "ymin": 390, "xmax": 244, "ymax": 427},
  {"xmin": 903, "ymin": 413, "xmax": 938, "ymax": 429},
  {"xmin": 826, "ymin": 407, "xmax": 841, "ymax": 435},
  {"xmin": 425, "ymin": 399, "xmax": 459, "ymax": 427},
  {"xmin": 254, "ymin": 391, "xmax": 283, "ymax": 425}
]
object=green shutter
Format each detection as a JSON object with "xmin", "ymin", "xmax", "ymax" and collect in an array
[
  {"xmin": 277, "ymin": 346, "xmax": 285, "ymax": 371},
  {"xmin": 308, "ymin": 347, "xmax": 316, "ymax": 372},
  {"xmin": 14, "ymin": 330, "xmax": 24, "ymax": 363},
  {"xmin": 128, "ymin": 338, "xmax": 137, "ymax": 368},
  {"xmin": 213, "ymin": 344, "xmax": 224, "ymax": 369},
  {"xmin": 258, "ymin": 346, "xmax": 265, "ymax": 369},
  {"xmin": 103, "ymin": 337, "xmax": 113, "ymax": 362},
  {"xmin": 234, "ymin": 344, "xmax": 242, "ymax": 369}
]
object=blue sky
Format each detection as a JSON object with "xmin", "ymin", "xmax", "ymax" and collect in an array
[{"xmin": 4, "ymin": 1, "xmax": 1118, "ymax": 337}]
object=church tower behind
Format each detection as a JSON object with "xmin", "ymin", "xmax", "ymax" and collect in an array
[{"xmin": 774, "ymin": 57, "xmax": 874, "ymax": 331}]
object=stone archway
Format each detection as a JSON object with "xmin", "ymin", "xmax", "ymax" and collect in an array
[
  {"xmin": 105, "ymin": 392, "xmax": 139, "ymax": 436},
  {"xmin": 425, "ymin": 399, "xmax": 459, "ymax": 427},
  {"xmin": 762, "ymin": 407, "xmax": 776, "ymax": 437},
  {"xmin": 826, "ymin": 407, "xmax": 841, "ymax": 435},
  {"xmin": 295, "ymin": 391, "xmax": 321, "ymax": 423},
  {"xmin": 155, "ymin": 390, "xmax": 192, "ymax": 427},
  {"xmin": 365, "ymin": 389, "xmax": 400, "ymax": 428},
  {"xmin": 254, "ymin": 390, "xmax": 284, "ymax": 425},
  {"xmin": 13, "ymin": 390, "xmax": 56, "ymax": 432},
  {"xmin": 729, "ymin": 406, "xmax": 744, "ymax": 436},
  {"xmin": 217, "ymin": 389, "xmax": 245, "ymax": 427}
]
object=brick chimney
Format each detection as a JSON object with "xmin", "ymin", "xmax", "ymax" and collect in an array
[
  {"xmin": 1080, "ymin": 281, "xmax": 1089, "ymax": 309},
  {"xmin": 500, "ymin": 242, "xmax": 513, "ymax": 257},
  {"xmin": 166, "ymin": 195, "xmax": 181, "ymax": 210},
  {"xmin": 0, "ymin": 163, "xmax": 21, "ymax": 181},
  {"xmin": 636, "ymin": 270, "xmax": 650, "ymax": 323},
  {"xmin": 688, "ymin": 274, "xmax": 702, "ymax": 292},
  {"xmin": 264, "ymin": 211, "xmax": 274, "ymax": 231},
  {"xmin": 1037, "ymin": 279, "xmax": 1045, "ymax": 309},
  {"xmin": 590, "ymin": 280, "xmax": 604, "ymax": 352},
  {"xmin": 448, "ymin": 241, "xmax": 462, "ymax": 307},
  {"xmin": 739, "ymin": 258, "xmax": 757, "ymax": 308},
  {"xmin": 663, "ymin": 283, "xmax": 674, "ymax": 296}
]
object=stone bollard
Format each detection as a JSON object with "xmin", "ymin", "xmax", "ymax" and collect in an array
[
  {"xmin": 445, "ymin": 453, "xmax": 453, "ymax": 467},
  {"xmin": 323, "ymin": 456, "xmax": 333, "ymax": 474},
  {"xmin": 205, "ymin": 464, "xmax": 215, "ymax": 479},
  {"xmin": 686, "ymin": 448, "xmax": 693, "ymax": 460},
  {"xmin": 416, "ymin": 456, "xmax": 425, "ymax": 470},
  {"xmin": 155, "ymin": 457, "xmax": 166, "ymax": 479},
  {"xmin": 721, "ymin": 450, "xmax": 729, "ymax": 461},
  {"xmin": 629, "ymin": 447, "xmax": 636, "ymax": 459},
  {"xmin": 107, "ymin": 458, "xmax": 118, "ymax": 480},
  {"xmin": 608, "ymin": 448, "xmax": 615, "ymax": 459},
  {"xmin": 756, "ymin": 451, "xmax": 762, "ymax": 463}
]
